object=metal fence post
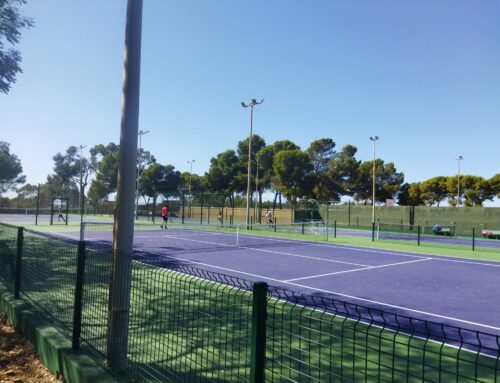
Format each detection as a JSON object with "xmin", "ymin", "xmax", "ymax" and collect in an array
[
  {"xmin": 35, "ymin": 184, "xmax": 40, "ymax": 226},
  {"xmin": 472, "ymin": 228, "xmax": 475, "ymax": 251},
  {"xmin": 181, "ymin": 192, "xmax": 185, "ymax": 224},
  {"xmin": 14, "ymin": 227, "xmax": 24, "ymax": 299},
  {"xmin": 250, "ymin": 282, "xmax": 267, "ymax": 383},
  {"xmin": 200, "ymin": 191, "xmax": 204, "ymax": 225},
  {"xmin": 348, "ymin": 201, "xmax": 351, "ymax": 226},
  {"xmin": 371, "ymin": 222, "xmax": 375, "ymax": 242},
  {"xmin": 417, "ymin": 225, "xmax": 421, "ymax": 246},
  {"xmin": 334, "ymin": 220, "xmax": 337, "ymax": 238},
  {"xmin": 72, "ymin": 241, "xmax": 87, "ymax": 350}
]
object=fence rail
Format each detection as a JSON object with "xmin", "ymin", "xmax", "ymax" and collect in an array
[{"xmin": 0, "ymin": 222, "xmax": 498, "ymax": 382}]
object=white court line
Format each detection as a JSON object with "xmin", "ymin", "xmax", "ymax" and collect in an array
[
  {"xmin": 285, "ymin": 258, "xmax": 433, "ymax": 282},
  {"xmin": 220, "ymin": 230, "xmax": 500, "ymax": 267},
  {"xmin": 161, "ymin": 234, "xmax": 370, "ymax": 267}
]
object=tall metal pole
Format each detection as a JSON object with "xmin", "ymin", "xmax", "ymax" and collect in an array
[
  {"xmin": 246, "ymin": 105, "xmax": 253, "ymax": 227},
  {"xmin": 108, "ymin": 0, "xmax": 143, "ymax": 372},
  {"xmin": 369, "ymin": 136, "xmax": 379, "ymax": 224},
  {"xmin": 78, "ymin": 145, "xmax": 86, "ymax": 223},
  {"xmin": 187, "ymin": 160, "xmax": 194, "ymax": 218},
  {"xmin": 241, "ymin": 99, "xmax": 264, "ymax": 228},
  {"xmin": 456, "ymin": 155, "xmax": 463, "ymax": 207},
  {"xmin": 135, "ymin": 129, "xmax": 150, "ymax": 219},
  {"xmin": 255, "ymin": 156, "xmax": 259, "ymax": 224}
]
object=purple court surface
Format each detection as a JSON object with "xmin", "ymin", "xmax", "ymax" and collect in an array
[{"xmin": 57, "ymin": 225, "xmax": 500, "ymax": 339}]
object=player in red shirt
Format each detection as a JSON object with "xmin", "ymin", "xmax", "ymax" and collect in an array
[{"xmin": 160, "ymin": 202, "xmax": 168, "ymax": 229}]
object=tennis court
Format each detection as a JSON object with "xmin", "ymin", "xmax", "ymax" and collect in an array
[{"xmin": 70, "ymin": 222, "xmax": 500, "ymax": 345}]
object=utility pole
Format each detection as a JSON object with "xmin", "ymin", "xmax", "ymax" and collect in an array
[
  {"xmin": 241, "ymin": 98, "xmax": 264, "ymax": 228},
  {"xmin": 108, "ymin": 0, "xmax": 143, "ymax": 372},
  {"xmin": 135, "ymin": 129, "xmax": 150, "ymax": 219},
  {"xmin": 369, "ymin": 136, "xmax": 379, "ymax": 224}
]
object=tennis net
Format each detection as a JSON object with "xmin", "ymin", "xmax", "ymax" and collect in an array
[{"xmin": 80, "ymin": 221, "xmax": 329, "ymax": 251}]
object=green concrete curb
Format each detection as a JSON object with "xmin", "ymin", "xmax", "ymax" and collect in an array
[{"xmin": 0, "ymin": 283, "xmax": 118, "ymax": 383}]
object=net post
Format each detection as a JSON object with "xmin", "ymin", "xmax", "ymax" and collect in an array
[
  {"xmin": 417, "ymin": 225, "xmax": 421, "ymax": 246},
  {"xmin": 14, "ymin": 227, "xmax": 24, "ymax": 299},
  {"xmin": 472, "ymin": 228, "xmax": 475, "ymax": 251},
  {"xmin": 72, "ymin": 240, "xmax": 86, "ymax": 350},
  {"xmin": 250, "ymin": 282, "xmax": 268, "ymax": 383}
]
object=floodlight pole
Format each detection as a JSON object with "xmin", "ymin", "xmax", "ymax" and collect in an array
[
  {"xmin": 78, "ymin": 145, "xmax": 87, "ymax": 223},
  {"xmin": 242, "ymin": 98, "xmax": 264, "ymax": 228},
  {"xmin": 456, "ymin": 155, "xmax": 463, "ymax": 207},
  {"xmin": 187, "ymin": 160, "xmax": 195, "ymax": 218},
  {"xmin": 135, "ymin": 129, "xmax": 150, "ymax": 220},
  {"xmin": 255, "ymin": 156, "xmax": 259, "ymax": 223},
  {"xmin": 108, "ymin": 0, "xmax": 143, "ymax": 373},
  {"xmin": 369, "ymin": 136, "xmax": 379, "ymax": 224}
]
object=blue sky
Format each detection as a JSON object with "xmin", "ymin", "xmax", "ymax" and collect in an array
[{"xmin": 1, "ymin": 1, "xmax": 499, "ymax": 204}]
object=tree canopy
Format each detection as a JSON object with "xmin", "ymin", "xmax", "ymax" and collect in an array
[
  {"xmin": 0, "ymin": 0, "xmax": 33, "ymax": 93},
  {"xmin": 0, "ymin": 141, "xmax": 25, "ymax": 194}
]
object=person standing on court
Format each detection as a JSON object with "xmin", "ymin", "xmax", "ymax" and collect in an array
[
  {"xmin": 266, "ymin": 210, "xmax": 273, "ymax": 227},
  {"xmin": 161, "ymin": 202, "xmax": 168, "ymax": 229}
]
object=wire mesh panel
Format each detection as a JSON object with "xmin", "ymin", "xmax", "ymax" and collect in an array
[
  {"xmin": 126, "ymin": 261, "xmax": 254, "ymax": 382},
  {"xmin": 78, "ymin": 242, "xmax": 113, "ymax": 367},
  {"xmin": 0, "ymin": 223, "xmax": 19, "ymax": 290},
  {"xmin": 20, "ymin": 229, "xmax": 79, "ymax": 337},
  {"xmin": 265, "ymin": 287, "xmax": 500, "ymax": 383},
  {"xmin": 376, "ymin": 222, "xmax": 419, "ymax": 242}
]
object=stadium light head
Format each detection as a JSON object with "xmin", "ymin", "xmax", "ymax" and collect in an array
[
  {"xmin": 241, "ymin": 102, "xmax": 248, "ymax": 108},
  {"xmin": 369, "ymin": 136, "xmax": 379, "ymax": 141}
]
